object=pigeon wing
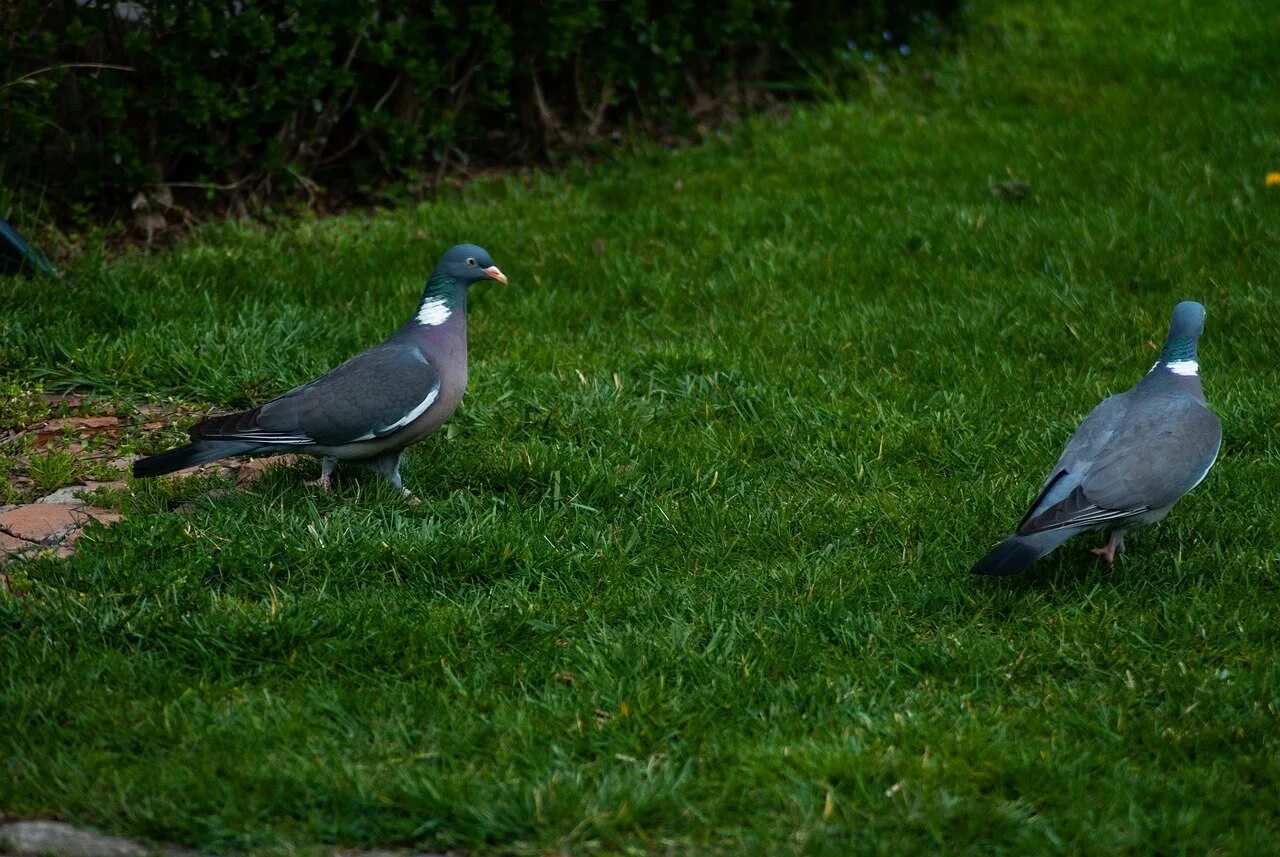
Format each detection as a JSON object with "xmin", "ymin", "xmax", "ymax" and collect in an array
[
  {"xmin": 1015, "ymin": 393, "xmax": 1132, "ymax": 532},
  {"xmin": 192, "ymin": 342, "xmax": 441, "ymax": 447},
  {"xmin": 1021, "ymin": 396, "xmax": 1220, "ymax": 534},
  {"xmin": 1075, "ymin": 397, "xmax": 1221, "ymax": 512}
]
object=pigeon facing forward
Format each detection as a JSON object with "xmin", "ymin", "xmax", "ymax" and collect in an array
[
  {"xmin": 133, "ymin": 243, "xmax": 507, "ymax": 499},
  {"xmin": 972, "ymin": 301, "xmax": 1221, "ymax": 575}
]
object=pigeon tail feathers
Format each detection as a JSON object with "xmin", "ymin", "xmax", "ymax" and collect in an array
[
  {"xmin": 132, "ymin": 440, "xmax": 259, "ymax": 478},
  {"xmin": 971, "ymin": 529, "xmax": 1079, "ymax": 576}
]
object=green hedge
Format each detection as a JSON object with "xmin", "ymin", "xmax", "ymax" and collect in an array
[{"xmin": 1, "ymin": 0, "xmax": 957, "ymax": 216}]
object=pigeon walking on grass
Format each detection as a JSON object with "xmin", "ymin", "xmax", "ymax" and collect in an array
[
  {"xmin": 133, "ymin": 243, "xmax": 507, "ymax": 500},
  {"xmin": 972, "ymin": 301, "xmax": 1221, "ymax": 575}
]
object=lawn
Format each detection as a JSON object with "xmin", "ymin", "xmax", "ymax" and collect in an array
[{"xmin": 3, "ymin": 0, "xmax": 1280, "ymax": 853}]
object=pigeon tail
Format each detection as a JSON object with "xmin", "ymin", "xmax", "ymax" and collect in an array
[
  {"xmin": 132, "ymin": 440, "xmax": 259, "ymax": 478},
  {"xmin": 970, "ymin": 529, "xmax": 1079, "ymax": 576}
]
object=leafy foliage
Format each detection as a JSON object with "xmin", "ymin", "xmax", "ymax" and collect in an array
[{"xmin": 0, "ymin": 0, "xmax": 955, "ymax": 214}]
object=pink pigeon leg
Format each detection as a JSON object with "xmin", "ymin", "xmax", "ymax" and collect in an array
[
  {"xmin": 1090, "ymin": 530, "xmax": 1126, "ymax": 567},
  {"xmin": 310, "ymin": 456, "xmax": 337, "ymax": 490}
]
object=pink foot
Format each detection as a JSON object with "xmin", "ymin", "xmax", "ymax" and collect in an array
[
  {"xmin": 1091, "ymin": 531, "xmax": 1125, "ymax": 568},
  {"xmin": 309, "ymin": 472, "xmax": 333, "ymax": 491}
]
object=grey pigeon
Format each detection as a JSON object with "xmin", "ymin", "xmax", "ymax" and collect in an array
[
  {"xmin": 133, "ymin": 243, "xmax": 507, "ymax": 499},
  {"xmin": 972, "ymin": 301, "xmax": 1221, "ymax": 575}
]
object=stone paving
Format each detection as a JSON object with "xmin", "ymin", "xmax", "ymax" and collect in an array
[
  {"xmin": 0, "ymin": 820, "xmax": 168, "ymax": 857},
  {"xmin": 0, "ymin": 486, "xmax": 123, "ymax": 562},
  {"xmin": 0, "ymin": 820, "xmax": 457, "ymax": 857},
  {"xmin": 0, "ymin": 459, "xmax": 300, "ymax": 565}
]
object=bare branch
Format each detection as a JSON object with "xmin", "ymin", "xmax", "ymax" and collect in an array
[{"xmin": 2, "ymin": 63, "xmax": 134, "ymax": 90}]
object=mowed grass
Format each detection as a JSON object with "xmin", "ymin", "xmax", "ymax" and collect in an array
[{"xmin": 3, "ymin": 0, "xmax": 1280, "ymax": 853}]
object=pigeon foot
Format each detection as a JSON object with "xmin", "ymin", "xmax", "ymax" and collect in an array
[
  {"xmin": 402, "ymin": 487, "xmax": 422, "ymax": 506},
  {"xmin": 311, "ymin": 456, "xmax": 337, "ymax": 491},
  {"xmin": 1091, "ymin": 531, "xmax": 1125, "ymax": 568}
]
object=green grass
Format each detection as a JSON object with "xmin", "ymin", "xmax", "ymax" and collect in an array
[{"xmin": 3, "ymin": 0, "xmax": 1280, "ymax": 853}]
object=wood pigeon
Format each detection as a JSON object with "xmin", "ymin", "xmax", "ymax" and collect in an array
[
  {"xmin": 972, "ymin": 301, "xmax": 1221, "ymax": 575},
  {"xmin": 133, "ymin": 243, "xmax": 507, "ymax": 499}
]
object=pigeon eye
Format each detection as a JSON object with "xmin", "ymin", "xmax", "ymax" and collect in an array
[{"xmin": 466, "ymin": 257, "xmax": 477, "ymax": 267}]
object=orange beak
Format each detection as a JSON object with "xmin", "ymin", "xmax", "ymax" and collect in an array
[{"xmin": 483, "ymin": 265, "xmax": 508, "ymax": 285}]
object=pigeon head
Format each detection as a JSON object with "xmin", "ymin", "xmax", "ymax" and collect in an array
[
  {"xmin": 1167, "ymin": 301, "xmax": 1205, "ymax": 341},
  {"xmin": 414, "ymin": 244, "xmax": 507, "ymax": 327},
  {"xmin": 435, "ymin": 244, "xmax": 507, "ymax": 286},
  {"xmin": 1151, "ymin": 300, "xmax": 1205, "ymax": 377}
]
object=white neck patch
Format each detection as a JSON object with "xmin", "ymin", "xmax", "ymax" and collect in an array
[
  {"xmin": 1164, "ymin": 359, "xmax": 1198, "ymax": 376},
  {"xmin": 416, "ymin": 297, "xmax": 451, "ymax": 326}
]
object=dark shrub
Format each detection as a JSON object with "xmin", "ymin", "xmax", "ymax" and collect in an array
[{"xmin": 0, "ymin": 0, "xmax": 958, "ymax": 216}]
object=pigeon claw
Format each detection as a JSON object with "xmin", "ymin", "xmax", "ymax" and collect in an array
[{"xmin": 1091, "ymin": 531, "xmax": 1125, "ymax": 568}]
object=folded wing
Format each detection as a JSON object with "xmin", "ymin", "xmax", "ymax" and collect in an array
[
  {"xmin": 192, "ymin": 342, "xmax": 441, "ymax": 448},
  {"xmin": 1019, "ymin": 396, "xmax": 1221, "ymax": 535}
]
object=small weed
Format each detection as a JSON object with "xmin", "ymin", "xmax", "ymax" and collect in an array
[{"xmin": 25, "ymin": 450, "xmax": 80, "ymax": 493}]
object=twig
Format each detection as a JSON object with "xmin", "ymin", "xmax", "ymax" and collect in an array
[
  {"xmin": 0, "ymin": 429, "xmax": 32, "ymax": 447},
  {"xmin": 531, "ymin": 74, "xmax": 571, "ymax": 144},
  {"xmin": 158, "ymin": 177, "xmax": 253, "ymax": 192},
  {"xmin": 2, "ymin": 63, "xmax": 134, "ymax": 89},
  {"xmin": 314, "ymin": 73, "xmax": 401, "ymax": 169},
  {"xmin": 587, "ymin": 80, "xmax": 613, "ymax": 137},
  {"xmin": 302, "ymin": 34, "xmax": 366, "ymax": 169},
  {"xmin": 449, "ymin": 57, "xmax": 483, "ymax": 97}
]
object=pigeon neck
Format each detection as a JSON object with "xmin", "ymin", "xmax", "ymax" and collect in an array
[
  {"xmin": 1161, "ymin": 330, "xmax": 1198, "ymax": 365},
  {"xmin": 1142, "ymin": 334, "xmax": 1203, "ymax": 399},
  {"xmin": 411, "ymin": 271, "xmax": 467, "ymax": 330}
]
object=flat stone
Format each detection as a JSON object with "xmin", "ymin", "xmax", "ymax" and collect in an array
[
  {"xmin": 40, "ymin": 416, "xmax": 121, "ymax": 432},
  {"xmin": 36, "ymin": 440, "xmax": 86, "ymax": 454},
  {"xmin": 37, "ymin": 487, "xmax": 90, "ymax": 505},
  {"xmin": 0, "ymin": 821, "xmax": 147, "ymax": 857},
  {"xmin": 0, "ymin": 822, "xmax": 455, "ymax": 857},
  {"xmin": 0, "ymin": 531, "xmax": 37, "ymax": 552},
  {"xmin": 37, "ymin": 482, "xmax": 127, "ymax": 505},
  {"xmin": 42, "ymin": 392, "xmax": 84, "ymax": 407},
  {"xmin": 0, "ymin": 503, "xmax": 121, "ymax": 547},
  {"xmin": 0, "ymin": 503, "xmax": 84, "ymax": 544}
]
